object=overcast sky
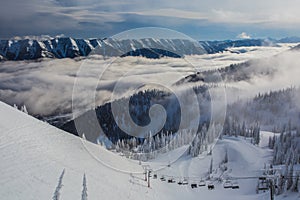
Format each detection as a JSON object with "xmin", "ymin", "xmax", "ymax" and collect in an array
[{"xmin": 1, "ymin": 0, "xmax": 300, "ymax": 40}]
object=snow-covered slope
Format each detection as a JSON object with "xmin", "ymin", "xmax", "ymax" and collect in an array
[
  {"xmin": 0, "ymin": 100, "xmax": 283, "ymax": 199},
  {"xmin": 0, "ymin": 101, "xmax": 144, "ymax": 200}
]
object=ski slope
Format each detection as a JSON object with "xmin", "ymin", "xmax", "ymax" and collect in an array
[
  {"xmin": 0, "ymin": 101, "xmax": 291, "ymax": 200},
  {"xmin": 0, "ymin": 101, "xmax": 143, "ymax": 200}
]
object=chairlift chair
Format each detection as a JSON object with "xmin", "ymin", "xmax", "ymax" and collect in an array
[
  {"xmin": 223, "ymin": 180, "xmax": 232, "ymax": 189},
  {"xmin": 208, "ymin": 182, "xmax": 215, "ymax": 190},
  {"xmin": 231, "ymin": 181, "xmax": 240, "ymax": 189},
  {"xmin": 258, "ymin": 180, "xmax": 269, "ymax": 191},
  {"xmin": 258, "ymin": 187, "xmax": 268, "ymax": 191},
  {"xmin": 259, "ymin": 176, "xmax": 267, "ymax": 180},
  {"xmin": 258, "ymin": 183, "xmax": 268, "ymax": 191},
  {"xmin": 168, "ymin": 178, "xmax": 176, "ymax": 183},
  {"xmin": 182, "ymin": 179, "xmax": 188, "ymax": 185},
  {"xmin": 199, "ymin": 180, "xmax": 206, "ymax": 187}
]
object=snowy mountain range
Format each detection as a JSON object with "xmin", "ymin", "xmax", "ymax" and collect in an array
[
  {"xmin": 0, "ymin": 38, "xmax": 202, "ymax": 60},
  {"xmin": 0, "ymin": 37, "xmax": 280, "ymax": 61}
]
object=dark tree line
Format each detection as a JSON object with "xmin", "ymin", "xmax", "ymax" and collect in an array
[
  {"xmin": 268, "ymin": 122, "xmax": 300, "ymax": 194},
  {"xmin": 221, "ymin": 116, "xmax": 261, "ymax": 145},
  {"xmin": 227, "ymin": 87, "xmax": 299, "ymax": 132}
]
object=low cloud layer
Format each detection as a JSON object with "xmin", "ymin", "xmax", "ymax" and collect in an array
[
  {"xmin": 0, "ymin": 56, "xmax": 196, "ymax": 116},
  {"xmin": 0, "ymin": 44, "xmax": 298, "ymax": 119},
  {"xmin": 225, "ymin": 49, "xmax": 300, "ymax": 103}
]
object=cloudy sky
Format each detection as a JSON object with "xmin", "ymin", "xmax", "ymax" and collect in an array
[{"xmin": 1, "ymin": 0, "xmax": 300, "ymax": 40}]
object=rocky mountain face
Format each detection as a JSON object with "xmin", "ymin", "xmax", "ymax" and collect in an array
[
  {"xmin": 0, "ymin": 37, "xmax": 277, "ymax": 61},
  {"xmin": 0, "ymin": 38, "xmax": 96, "ymax": 60},
  {"xmin": 0, "ymin": 37, "xmax": 206, "ymax": 60}
]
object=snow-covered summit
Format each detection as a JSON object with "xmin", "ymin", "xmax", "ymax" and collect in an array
[
  {"xmin": 0, "ymin": 37, "xmax": 279, "ymax": 61},
  {"xmin": 0, "ymin": 37, "xmax": 206, "ymax": 60}
]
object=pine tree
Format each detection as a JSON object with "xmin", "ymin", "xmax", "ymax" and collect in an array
[
  {"xmin": 271, "ymin": 135, "xmax": 276, "ymax": 149},
  {"xmin": 21, "ymin": 105, "xmax": 28, "ymax": 114},
  {"xmin": 292, "ymin": 173, "xmax": 299, "ymax": 192},
  {"xmin": 277, "ymin": 175, "xmax": 286, "ymax": 195},
  {"xmin": 82, "ymin": 174, "xmax": 88, "ymax": 200},
  {"xmin": 287, "ymin": 164, "xmax": 294, "ymax": 190},
  {"xmin": 209, "ymin": 158, "xmax": 213, "ymax": 174},
  {"xmin": 115, "ymin": 140, "xmax": 121, "ymax": 152},
  {"xmin": 224, "ymin": 149, "xmax": 228, "ymax": 164},
  {"xmin": 52, "ymin": 169, "xmax": 65, "ymax": 200},
  {"xmin": 268, "ymin": 136, "xmax": 272, "ymax": 149},
  {"xmin": 241, "ymin": 121, "xmax": 246, "ymax": 137}
]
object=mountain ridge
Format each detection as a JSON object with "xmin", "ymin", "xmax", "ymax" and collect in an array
[{"xmin": 0, "ymin": 37, "xmax": 279, "ymax": 61}]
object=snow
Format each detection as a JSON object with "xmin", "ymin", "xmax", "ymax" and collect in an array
[
  {"xmin": 259, "ymin": 131, "xmax": 280, "ymax": 148},
  {"xmin": 70, "ymin": 38, "xmax": 79, "ymax": 50},
  {"xmin": 84, "ymin": 39, "xmax": 94, "ymax": 50},
  {"xmin": 0, "ymin": 101, "xmax": 141, "ymax": 199},
  {"xmin": 0, "ymin": 101, "xmax": 298, "ymax": 199}
]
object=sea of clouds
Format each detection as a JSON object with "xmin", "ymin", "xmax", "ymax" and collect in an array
[{"xmin": 0, "ymin": 43, "xmax": 299, "ymax": 119}]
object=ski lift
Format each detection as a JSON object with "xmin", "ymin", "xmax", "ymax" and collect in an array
[
  {"xmin": 231, "ymin": 181, "xmax": 240, "ymax": 189},
  {"xmin": 258, "ymin": 177, "xmax": 269, "ymax": 191},
  {"xmin": 208, "ymin": 182, "xmax": 215, "ymax": 190},
  {"xmin": 168, "ymin": 177, "xmax": 176, "ymax": 183},
  {"xmin": 160, "ymin": 176, "xmax": 166, "ymax": 181},
  {"xmin": 182, "ymin": 178, "xmax": 188, "ymax": 185},
  {"xmin": 191, "ymin": 183, "xmax": 197, "ymax": 188},
  {"xmin": 178, "ymin": 178, "xmax": 188, "ymax": 185},
  {"xmin": 153, "ymin": 174, "xmax": 157, "ymax": 179},
  {"xmin": 223, "ymin": 180, "xmax": 232, "ymax": 189},
  {"xmin": 258, "ymin": 182, "xmax": 268, "ymax": 191},
  {"xmin": 199, "ymin": 180, "xmax": 206, "ymax": 187},
  {"xmin": 259, "ymin": 176, "xmax": 267, "ymax": 181},
  {"xmin": 258, "ymin": 186, "xmax": 268, "ymax": 191}
]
